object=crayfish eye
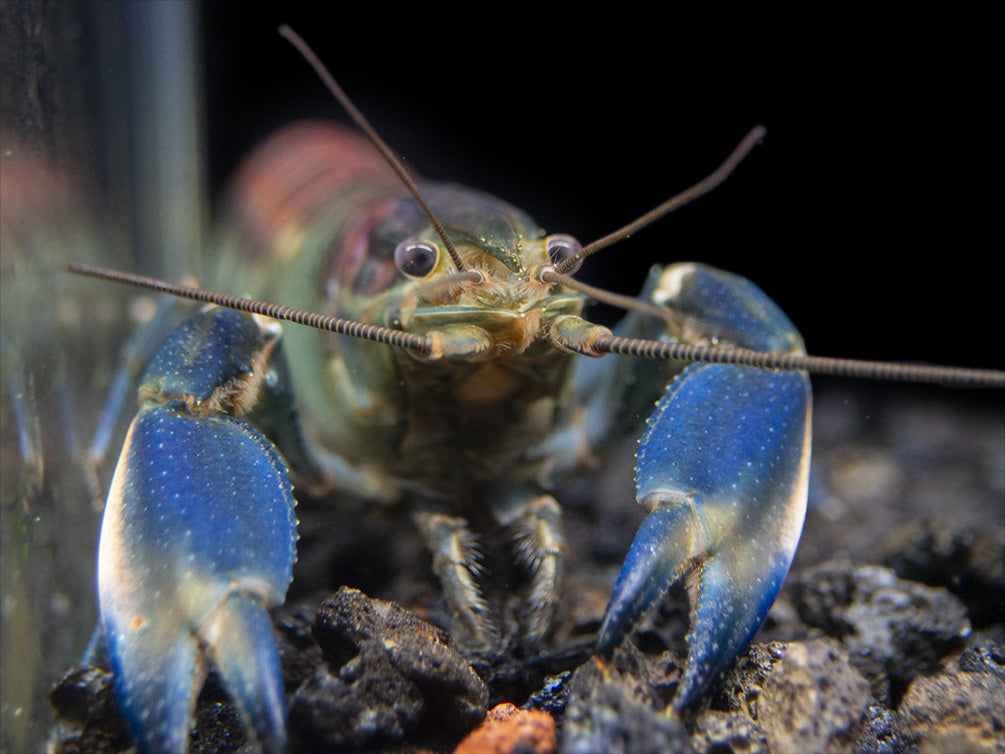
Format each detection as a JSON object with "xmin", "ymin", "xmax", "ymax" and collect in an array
[
  {"xmin": 394, "ymin": 239, "xmax": 440, "ymax": 278},
  {"xmin": 546, "ymin": 234, "xmax": 583, "ymax": 274}
]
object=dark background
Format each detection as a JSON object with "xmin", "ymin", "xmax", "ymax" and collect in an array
[{"xmin": 200, "ymin": 6, "xmax": 1001, "ymax": 377}]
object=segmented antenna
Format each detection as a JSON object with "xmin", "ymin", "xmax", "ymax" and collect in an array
[
  {"xmin": 591, "ymin": 333, "xmax": 1005, "ymax": 388},
  {"xmin": 277, "ymin": 25, "xmax": 468, "ymax": 274},
  {"xmin": 67, "ymin": 29, "xmax": 1003, "ymax": 390},
  {"xmin": 67, "ymin": 263, "xmax": 1005, "ymax": 388},
  {"xmin": 67, "ymin": 264, "xmax": 431, "ymax": 354}
]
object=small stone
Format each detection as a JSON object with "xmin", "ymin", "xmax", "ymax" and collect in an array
[
  {"xmin": 882, "ymin": 516, "xmax": 1005, "ymax": 628},
  {"xmin": 692, "ymin": 710, "xmax": 769, "ymax": 754},
  {"xmin": 852, "ymin": 703, "xmax": 907, "ymax": 754},
  {"xmin": 898, "ymin": 648, "xmax": 1005, "ymax": 753},
  {"xmin": 48, "ymin": 666, "xmax": 132, "ymax": 754},
  {"xmin": 713, "ymin": 641, "xmax": 788, "ymax": 720},
  {"xmin": 289, "ymin": 587, "xmax": 489, "ymax": 752},
  {"xmin": 757, "ymin": 639, "xmax": 872, "ymax": 753},
  {"xmin": 560, "ymin": 644, "xmax": 694, "ymax": 754},
  {"xmin": 453, "ymin": 703, "xmax": 556, "ymax": 754},
  {"xmin": 525, "ymin": 670, "xmax": 573, "ymax": 717},
  {"xmin": 789, "ymin": 559, "xmax": 971, "ymax": 704},
  {"xmin": 957, "ymin": 644, "xmax": 1005, "ymax": 678}
]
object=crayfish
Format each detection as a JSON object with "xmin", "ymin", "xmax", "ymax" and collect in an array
[{"xmin": 59, "ymin": 25, "xmax": 1005, "ymax": 754}]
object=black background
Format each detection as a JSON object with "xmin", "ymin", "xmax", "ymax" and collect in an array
[{"xmin": 200, "ymin": 6, "xmax": 1001, "ymax": 376}]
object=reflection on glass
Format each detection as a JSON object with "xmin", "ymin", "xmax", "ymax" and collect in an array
[{"xmin": 1, "ymin": 4, "xmax": 203, "ymax": 751}]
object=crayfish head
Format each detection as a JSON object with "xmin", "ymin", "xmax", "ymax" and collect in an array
[{"xmin": 366, "ymin": 186, "xmax": 588, "ymax": 360}]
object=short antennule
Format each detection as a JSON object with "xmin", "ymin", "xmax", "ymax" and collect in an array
[{"xmin": 555, "ymin": 125, "xmax": 766, "ymax": 276}]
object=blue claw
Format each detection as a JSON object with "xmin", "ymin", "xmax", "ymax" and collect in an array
[
  {"xmin": 597, "ymin": 265, "xmax": 812, "ymax": 710},
  {"xmin": 98, "ymin": 309, "xmax": 297, "ymax": 753}
]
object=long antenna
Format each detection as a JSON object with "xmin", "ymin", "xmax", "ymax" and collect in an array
[
  {"xmin": 588, "ymin": 332, "xmax": 1004, "ymax": 388},
  {"xmin": 67, "ymin": 263, "xmax": 1005, "ymax": 388},
  {"xmin": 69, "ymin": 28, "xmax": 1001, "ymax": 390},
  {"xmin": 68, "ymin": 263, "xmax": 430, "ymax": 354}
]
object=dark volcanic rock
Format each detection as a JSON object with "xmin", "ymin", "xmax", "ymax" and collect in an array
[
  {"xmin": 898, "ymin": 644, "xmax": 1005, "ymax": 752},
  {"xmin": 691, "ymin": 710, "xmax": 769, "ymax": 754},
  {"xmin": 48, "ymin": 666, "xmax": 132, "ymax": 754},
  {"xmin": 853, "ymin": 703, "xmax": 907, "ymax": 754},
  {"xmin": 560, "ymin": 642, "xmax": 693, "ymax": 754},
  {"xmin": 882, "ymin": 515, "xmax": 1005, "ymax": 627},
  {"xmin": 788, "ymin": 559, "xmax": 971, "ymax": 704},
  {"xmin": 756, "ymin": 639, "xmax": 872, "ymax": 753},
  {"xmin": 46, "ymin": 389, "xmax": 1004, "ymax": 754},
  {"xmin": 274, "ymin": 602, "xmax": 325, "ymax": 691},
  {"xmin": 702, "ymin": 639, "xmax": 881, "ymax": 752},
  {"xmin": 524, "ymin": 670, "xmax": 574, "ymax": 717},
  {"xmin": 289, "ymin": 587, "xmax": 489, "ymax": 752},
  {"xmin": 712, "ymin": 641, "xmax": 788, "ymax": 719},
  {"xmin": 49, "ymin": 662, "xmax": 262, "ymax": 754}
]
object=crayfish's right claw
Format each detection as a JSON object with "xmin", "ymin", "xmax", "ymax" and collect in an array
[
  {"xmin": 596, "ymin": 264, "xmax": 812, "ymax": 711},
  {"xmin": 597, "ymin": 364, "xmax": 811, "ymax": 709},
  {"xmin": 99, "ymin": 326, "xmax": 297, "ymax": 754}
]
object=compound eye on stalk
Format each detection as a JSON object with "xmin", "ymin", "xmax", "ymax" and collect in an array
[
  {"xmin": 394, "ymin": 239, "xmax": 440, "ymax": 278},
  {"xmin": 546, "ymin": 234, "xmax": 583, "ymax": 274}
]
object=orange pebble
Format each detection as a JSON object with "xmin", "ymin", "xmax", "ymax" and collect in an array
[{"xmin": 453, "ymin": 703, "xmax": 556, "ymax": 754}]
